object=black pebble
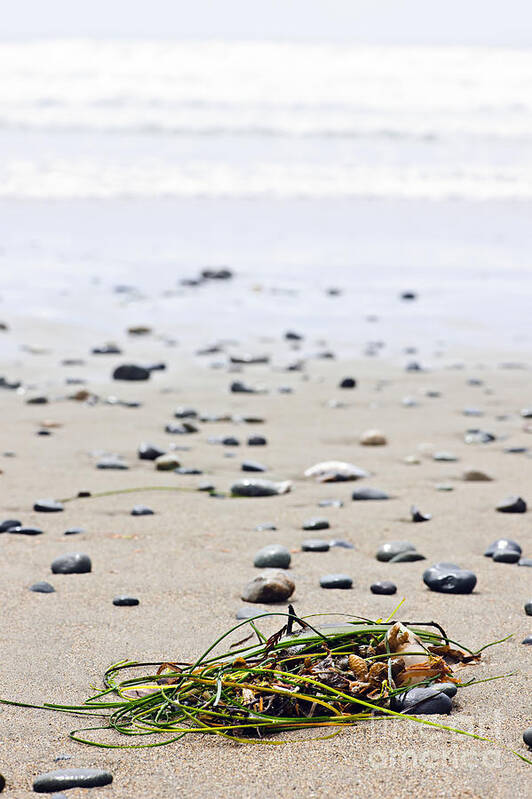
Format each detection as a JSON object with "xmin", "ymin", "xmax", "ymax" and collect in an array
[
  {"xmin": 175, "ymin": 467, "xmax": 203, "ymax": 475},
  {"xmin": 30, "ymin": 581, "xmax": 55, "ymax": 594},
  {"xmin": 496, "ymin": 496, "xmax": 527, "ymax": 513},
  {"xmin": 138, "ymin": 442, "xmax": 166, "ymax": 460},
  {"xmin": 522, "ymin": 635, "xmax": 532, "ymax": 645},
  {"xmin": 51, "ymin": 553, "xmax": 92, "ymax": 575},
  {"xmin": 492, "ymin": 549, "xmax": 521, "ymax": 563},
  {"xmin": 113, "ymin": 364, "xmax": 150, "ymax": 381},
  {"xmin": 131, "ymin": 505, "xmax": 154, "ymax": 516},
  {"xmin": 302, "ymin": 517, "xmax": 329, "ymax": 531},
  {"xmin": 33, "ymin": 499, "xmax": 64, "ymax": 513},
  {"xmin": 165, "ymin": 422, "xmax": 198, "ymax": 434},
  {"xmin": 320, "ymin": 574, "xmax": 353, "ymax": 589},
  {"xmin": 33, "ymin": 768, "xmax": 113, "ymax": 793},
  {"xmin": 222, "ymin": 436, "xmax": 240, "ymax": 446},
  {"xmin": 339, "ymin": 377, "xmax": 356, "ymax": 388},
  {"xmin": 370, "ymin": 580, "xmax": 397, "ymax": 595},
  {"xmin": 113, "ymin": 596, "xmax": 139, "ymax": 606},
  {"xmin": 525, "ymin": 600, "xmax": 532, "ymax": 616},
  {"xmin": 248, "ymin": 436, "xmax": 267, "ymax": 446},
  {"xmin": 302, "ymin": 539, "xmax": 330, "ymax": 552},
  {"xmin": 391, "ymin": 685, "xmax": 452, "ymax": 715},
  {"xmin": 64, "ymin": 527, "xmax": 84, "ymax": 536},
  {"xmin": 9, "ymin": 526, "xmax": 43, "ymax": 536},
  {"xmin": 0, "ymin": 773, "xmax": 4, "ymax": 793},
  {"xmin": 523, "ymin": 728, "xmax": 532, "ymax": 748},
  {"xmin": 242, "ymin": 460, "xmax": 266, "ymax": 472},
  {"xmin": 411, "ymin": 505, "xmax": 431, "ymax": 522},
  {"xmin": 423, "ymin": 562, "xmax": 477, "ymax": 594},
  {"xmin": 352, "ymin": 487, "xmax": 389, "ymax": 501},
  {"xmin": 0, "ymin": 519, "xmax": 21, "ymax": 532},
  {"xmin": 484, "ymin": 538, "xmax": 522, "ymax": 557},
  {"xmin": 92, "ymin": 343, "xmax": 121, "ymax": 354}
]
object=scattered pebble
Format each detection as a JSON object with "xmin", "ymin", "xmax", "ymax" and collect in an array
[
  {"xmin": 241, "ymin": 571, "xmax": 295, "ymax": 603},
  {"xmin": 33, "ymin": 498, "xmax": 64, "ymax": 513},
  {"xmin": 319, "ymin": 574, "xmax": 353, "ymax": 589},
  {"xmin": 329, "ymin": 539, "xmax": 354, "ymax": 549},
  {"xmin": 64, "ymin": 527, "xmax": 84, "ymax": 536},
  {"xmin": 496, "ymin": 496, "xmax": 527, "ymax": 513},
  {"xmin": 302, "ymin": 517, "xmax": 329, "ymax": 531},
  {"xmin": 29, "ymin": 581, "xmax": 55, "ymax": 593},
  {"xmin": 248, "ymin": 436, "xmax": 267, "ymax": 446},
  {"xmin": 0, "ymin": 519, "xmax": 22, "ymax": 532},
  {"xmin": 492, "ymin": 549, "xmax": 521, "ymax": 564},
  {"xmin": 391, "ymin": 685, "xmax": 452, "ymax": 715},
  {"xmin": 351, "ymin": 487, "xmax": 389, "ymax": 501},
  {"xmin": 51, "ymin": 553, "xmax": 92, "ymax": 575},
  {"xmin": 304, "ymin": 461, "xmax": 369, "ymax": 482},
  {"xmin": 484, "ymin": 538, "xmax": 522, "ymax": 557},
  {"xmin": 131, "ymin": 505, "xmax": 154, "ymax": 516},
  {"xmin": 255, "ymin": 522, "xmax": 277, "ymax": 531},
  {"xmin": 411, "ymin": 506, "xmax": 431, "ymax": 523},
  {"xmin": 155, "ymin": 453, "xmax": 181, "ymax": 471},
  {"xmin": 138, "ymin": 442, "xmax": 166, "ymax": 460},
  {"xmin": 522, "ymin": 635, "xmax": 532, "ymax": 645},
  {"xmin": 464, "ymin": 429, "xmax": 496, "ymax": 444},
  {"xmin": 253, "ymin": 545, "xmax": 291, "ymax": 569},
  {"xmin": 113, "ymin": 596, "xmax": 140, "ymax": 606},
  {"xmin": 33, "ymin": 768, "xmax": 113, "ymax": 793},
  {"xmin": 524, "ymin": 728, "xmax": 532, "ymax": 748},
  {"xmin": 370, "ymin": 580, "xmax": 397, "ymax": 595},
  {"xmin": 525, "ymin": 600, "xmax": 532, "ymax": 616},
  {"xmin": 423, "ymin": 562, "xmax": 477, "ymax": 594},
  {"xmin": 113, "ymin": 364, "xmax": 150, "ymax": 381},
  {"xmin": 8, "ymin": 526, "xmax": 43, "ymax": 536},
  {"xmin": 360, "ymin": 429, "xmax": 387, "ymax": 446},
  {"xmin": 96, "ymin": 456, "xmax": 128, "ymax": 470},
  {"xmin": 242, "ymin": 460, "xmax": 267, "ymax": 472},
  {"xmin": 302, "ymin": 539, "xmax": 330, "ymax": 552},
  {"xmin": 377, "ymin": 541, "xmax": 416, "ymax": 562},
  {"xmin": 389, "ymin": 550, "xmax": 426, "ymax": 563},
  {"xmin": 231, "ymin": 479, "xmax": 291, "ymax": 497},
  {"xmin": 462, "ymin": 469, "xmax": 492, "ymax": 481},
  {"xmin": 339, "ymin": 377, "xmax": 356, "ymax": 388}
]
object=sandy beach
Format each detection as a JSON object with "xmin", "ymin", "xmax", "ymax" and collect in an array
[{"xmin": 0, "ymin": 314, "xmax": 531, "ymax": 797}]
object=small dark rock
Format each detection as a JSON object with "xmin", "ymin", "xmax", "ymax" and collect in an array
[
  {"xmin": 242, "ymin": 460, "xmax": 267, "ymax": 473},
  {"xmin": 51, "ymin": 553, "xmax": 92, "ymax": 575},
  {"xmin": 8, "ymin": 526, "xmax": 43, "ymax": 536},
  {"xmin": 231, "ymin": 479, "xmax": 290, "ymax": 497},
  {"xmin": 391, "ymin": 685, "xmax": 452, "ymax": 715},
  {"xmin": 492, "ymin": 549, "xmax": 521, "ymax": 564},
  {"xmin": 525, "ymin": 600, "xmax": 532, "ymax": 616},
  {"xmin": 197, "ymin": 481, "xmax": 215, "ymax": 492},
  {"xmin": 320, "ymin": 574, "xmax": 353, "ymax": 589},
  {"xmin": 400, "ymin": 291, "xmax": 417, "ymax": 300},
  {"xmin": 230, "ymin": 380, "xmax": 257, "ymax": 394},
  {"xmin": 285, "ymin": 330, "xmax": 303, "ymax": 340},
  {"xmin": 202, "ymin": 267, "xmax": 233, "ymax": 280},
  {"xmin": 339, "ymin": 377, "xmax": 356, "ymax": 389},
  {"xmin": 496, "ymin": 496, "xmax": 527, "ymax": 513},
  {"xmin": 464, "ymin": 429, "xmax": 496, "ymax": 444},
  {"xmin": 174, "ymin": 407, "xmax": 198, "ymax": 419},
  {"xmin": 423, "ymin": 562, "xmax": 477, "ymax": 594},
  {"xmin": 255, "ymin": 522, "xmax": 277, "ymax": 531},
  {"xmin": 302, "ymin": 539, "xmax": 330, "ymax": 552},
  {"xmin": 222, "ymin": 436, "xmax": 240, "ymax": 446},
  {"xmin": 165, "ymin": 422, "xmax": 198, "ymax": 434},
  {"xmin": 175, "ymin": 467, "xmax": 203, "ymax": 475},
  {"xmin": 519, "ymin": 558, "xmax": 532, "ymax": 567},
  {"xmin": 113, "ymin": 364, "xmax": 150, "ymax": 381},
  {"xmin": 0, "ymin": 518, "xmax": 22, "ymax": 532},
  {"xmin": 329, "ymin": 539, "xmax": 354, "ymax": 549},
  {"xmin": 376, "ymin": 541, "xmax": 416, "ymax": 562},
  {"xmin": 33, "ymin": 768, "xmax": 113, "ymax": 793},
  {"xmin": 113, "ymin": 596, "xmax": 139, "ymax": 606},
  {"xmin": 0, "ymin": 774, "xmax": 4, "ymax": 792},
  {"xmin": 64, "ymin": 527, "xmax": 84, "ymax": 536},
  {"xmin": 30, "ymin": 581, "xmax": 55, "ymax": 593},
  {"xmin": 370, "ymin": 580, "xmax": 397, "ymax": 595},
  {"xmin": 484, "ymin": 538, "xmax": 522, "ymax": 557},
  {"xmin": 33, "ymin": 499, "xmax": 64, "ymax": 513},
  {"xmin": 248, "ymin": 436, "xmax": 267, "ymax": 446},
  {"xmin": 26, "ymin": 395, "xmax": 48, "ymax": 405},
  {"xmin": 302, "ymin": 517, "xmax": 329, "ymax": 531},
  {"xmin": 318, "ymin": 499, "xmax": 344, "ymax": 508},
  {"xmin": 253, "ymin": 545, "xmax": 291, "ymax": 569},
  {"xmin": 138, "ymin": 442, "xmax": 166, "ymax": 460},
  {"xmin": 390, "ymin": 551, "xmax": 426, "ymax": 563},
  {"xmin": 92, "ymin": 343, "xmax": 121, "ymax": 355},
  {"xmin": 522, "ymin": 635, "xmax": 532, "ymax": 645},
  {"xmin": 523, "ymin": 727, "xmax": 532, "ymax": 748},
  {"xmin": 411, "ymin": 506, "xmax": 431, "ymax": 523},
  {"xmin": 352, "ymin": 487, "xmax": 389, "ymax": 501},
  {"xmin": 96, "ymin": 456, "xmax": 128, "ymax": 470},
  {"xmin": 131, "ymin": 505, "xmax": 154, "ymax": 516}
]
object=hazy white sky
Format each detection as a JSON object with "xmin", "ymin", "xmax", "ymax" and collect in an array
[{"xmin": 3, "ymin": 0, "xmax": 532, "ymax": 45}]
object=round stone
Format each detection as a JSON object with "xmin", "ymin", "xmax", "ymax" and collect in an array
[
  {"xmin": 51, "ymin": 553, "xmax": 92, "ymax": 575},
  {"xmin": 351, "ymin": 487, "xmax": 389, "ymax": 501},
  {"xmin": 113, "ymin": 596, "xmax": 139, "ymax": 606},
  {"xmin": 33, "ymin": 499, "xmax": 64, "ymax": 513},
  {"xmin": 302, "ymin": 539, "xmax": 330, "ymax": 552},
  {"xmin": 30, "ymin": 581, "xmax": 55, "ymax": 593},
  {"xmin": 302, "ymin": 518, "xmax": 329, "ymax": 531},
  {"xmin": 370, "ymin": 580, "xmax": 397, "ymax": 595},
  {"xmin": 319, "ymin": 574, "xmax": 353, "ymax": 589},
  {"xmin": 525, "ymin": 600, "xmax": 532, "ymax": 616},
  {"xmin": 131, "ymin": 505, "xmax": 154, "ymax": 516},
  {"xmin": 391, "ymin": 685, "xmax": 452, "ymax": 715},
  {"xmin": 0, "ymin": 518, "xmax": 21, "ymax": 532},
  {"xmin": 376, "ymin": 541, "xmax": 416, "ymax": 562},
  {"xmin": 253, "ymin": 545, "xmax": 291, "ymax": 569},
  {"xmin": 248, "ymin": 436, "xmax": 267, "ymax": 446},
  {"xmin": 113, "ymin": 364, "xmax": 150, "ymax": 381},
  {"xmin": 496, "ymin": 496, "xmax": 527, "ymax": 513},
  {"xmin": 423, "ymin": 563, "xmax": 477, "ymax": 594},
  {"xmin": 33, "ymin": 768, "xmax": 113, "ymax": 793},
  {"xmin": 492, "ymin": 549, "xmax": 521, "ymax": 564},
  {"xmin": 241, "ymin": 571, "xmax": 295, "ymax": 603},
  {"xmin": 523, "ymin": 728, "xmax": 532, "ymax": 748},
  {"xmin": 484, "ymin": 538, "xmax": 522, "ymax": 557},
  {"xmin": 242, "ymin": 460, "xmax": 267, "ymax": 472},
  {"xmin": 360, "ymin": 429, "xmax": 387, "ymax": 446}
]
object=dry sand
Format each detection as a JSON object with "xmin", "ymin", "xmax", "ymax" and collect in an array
[{"xmin": 0, "ymin": 323, "xmax": 531, "ymax": 798}]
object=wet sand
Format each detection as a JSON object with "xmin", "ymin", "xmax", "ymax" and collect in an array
[{"xmin": 0, "ymin": 322, "xmax": 531, "ymax": 797}]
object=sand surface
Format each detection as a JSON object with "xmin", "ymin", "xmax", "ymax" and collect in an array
[{"xmin": 0, "ymin": 324, "xmax": 531, "ymax": 798}]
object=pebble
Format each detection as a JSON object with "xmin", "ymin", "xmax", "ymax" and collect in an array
[
  {"xmin": 319, "ymin": 574, "xmax": 353, "ymax": 589},
  {"xmin": 304, "ymin": 461, "xmax": 369, "ymax": 482},
  {"xmin": 302, "ymin": 517, "xmax": 329, "ymax": 531},
  {"xmin": 302, "ymin": 539, "xmax": 330, "ymax": 552},
  {"xmin": 242, "ymin": 460, "xmax": 267, "ymax": 472},
  {"xmin": 138, "ymin": 442, "xmax": 166, "ymax": 460},
  {"xmin": 318, "ymin": 499, "xmax": 344, "ymax": 508},
  {"xmin": 173, "ymin": 407, "xmax": 198, "ymax": 419},
  {"xmin": 464, "ymin": 429, "xmax": 496, "ymax": 444},
  {"xmin": 351, "ymin": 487, "xmax": 389, "ymax": 501},
  {"xmin": 113, "ymin": 364, "xmax": 150, "ymax": 381},
  {"xmin": 519, "ymin": 558, "xmax": 532, "ymax": 567},
  {"xmin": 92, "ymin": 343, "xmax": 121, "ymax": 354},
  {"xmin": 462, "ymin": 469, "xmax": 492, "ymax": 481},
  {"xmin": 8, "ymin": 526, "xmax": 43, "ymax": 536},
  {"xmin": 496, "ymin": 496, "xmax": 527, "ymax": 513},
  {"xmin": 64, "ymin": 527, "xmax": 84, "ymax": 536},
  {"xmin": 484, "ymin": 538, "xmax": 522, "ymax": 557},
  {"xmin": 391, "ymin": 685, "xmax": 452, "ymax": 715},
  {"xmin": 360, "ymin": 429, "xmax": 387, "ymax": 446},
  {"xmin": 247, "ymin": 436, "xmax": 267, "ymax": 446},
  {"xmin": 33, "ymin": 498, "xmax": 64, "ymax": 513},
  {"xmin": 390, "ymin": 550, "xmax": 426, "ymax": 563},
  {"xmin": 165, "ymin": 422, "xmax": 198, "ymax": 434},
  {"xmin": 0, "ymin": 518, "xmax": 22, "ymax": 532},
  {"xmin": 175, "ymin": 467, "xmax": 202, "ymax": 475},
  {"xmin": 230, "ymin": 380, "xmax": 259, "ymax": 394},
  {"xmin": 522, "ymin": 635, "xmax": 532, "ymax": 645},
  {"xmin": 411, "ymin": 506, "xmax": 431, "ymax": 523},
  {"xmin": 26, "ymin": 395, "xmax": 48, "ymax": 404},
  {"xmin": 423, "ymin": 562, "xmax": 477, "ymax": 594},
  {"xmin": 370, "ymin": 580, "xmax": 397, "ymax": 595},
  {"xmin": 241, "ymin": 570, "xmax": 295, "ymax": 603},
  {"xmin": 524, "ymin": 728, "xmax": 532, "ymax": 748},
  {"xmin": 197, "ymin": 481, "xmax": 215, "ymax": 492},
  {"xmin": 492, "ymin": 549, "xmax": 521, "ymax": 564},
  {"xmin": 329, "ymin": 539, "xmax": 354, "ymax": 549},
  {"xmin": 113, "ymin": 596, "xmax": 140, "ymax": 606},
  {"xmin": 221, "ymin": 436, "xmax": 240, "ymax": 446},
  {"xmin": 255, "ymin": 522, "xmax": 277, "ymax": 531},
  {"xmin": 0, "ymin": 774, "xmax": 4, "ymax": 793},
  {"xmin": 30, "ymin": 581, "xmax": 55, "ymax": 593},
  {"xmin": 253, "ymin": 545, "xmax": 291, "ymax": 569},
  {"xmin": 33, "ymin": 768, "xmax": 113, "ymax": 792},
  {"xmin": 525, "ymin": 600, "xmax": 532, "ymax": 616},
  {"xmin": 231, "ymin": 479, "xmax": 291, "ymax": 497},
  {"xmin": 96, "ymin": 456, "xmax": 128, "ymax": 470},
  {"xmin": 339, "ymin": 377, "xmax": 356, "ymax": 388},
  {"xmin": 236, "ymin": 606, "xmax": 270, "ymax": 620},
  {"xmin": 155, "ymin": 453, "xmax": 181, "ymax": 471},
  {"xmin": 285, "ymin": 330, "xmax": 303, "ymax": 340},
  {"xmin": 131, "ymin": 505, "xmax": 154, "ymax": 516},
  {"xmin": 51, "ymin": 553, "xmax": 92, "ymax": 575},
  {"xmin": 377, "ymin": 541, "xmax": 416, "ymax": 562},
  {"xmin": 432, "ymin": 451, "xmax": 457, "ymax": 462}
]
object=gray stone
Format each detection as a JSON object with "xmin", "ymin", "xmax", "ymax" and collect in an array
[
  {"xmin": 236, "ymin": 606, "xmax": 270, "ymax": 620},
  {"xmin": 484, "ymin": 538, "xmax": 522, "ymax": 557},
  {"xmin": 165, "ymin": 422, "xmax": 198, "ymax": 434},
  {"xmin": 390, "ymin": 551, "xmax": 426, "ymax": 563},
  {"xmin": 248, "ymin": 436, "xmax": 267, "ymax": 446},
  {"xmin": 231, "ymin": 479, "xmax": 291, "ymax": 497},
  {"xmin": 241, "ymin": 571, "xmax": 294, "ymax": 603},
  {"xmin": 519, "ymin": 558, "xmax": 532, "ymax": 567},
  {"xmin": 522, "ymin": 635, "xmax": 532, "ymax": 645},
  {"xmin": 302, "ymin": 539, "xmax": 330, "ymax": 552},
  {"xmin": 30, "ymin": 581, "xmax": 55, "ymax": 593},
  {"xmin": 113, "ymin": 364, "xmax": 150, "ymax": 381},
  {"xmin": 253, "ymin": 545, "xmax": 291, "ymax": 569},
  {"xmin": 496, "ymin": 496, "xmax": 527, "ymax": 513},
  {"xmin": 351, "ymin": 487, "xmax": 389, "ymax": 501},
  {"xmin": 329, "ymin": 539, "xmax": 354, "ymax": 549},
  {"xmin": 33, "ymin": 499, "xmax": 64, "ymax": 513},
  {"xmin": 96, "ymin": 456, "xmax": 128, "ymax": 470},
  {"xmin": 64, "ymin": 527, "xmax": 84, "ymax": 536},
  {"xmin": 131, "ymin": 505, "xmax": 154, "ymax": 516},
  {"xmin": 423, "ymin": 562, "xmax": 477, "ymax": 594},
  {"xmin": 391, "ymin": 685, "xmax": 452, "ymax": 715},
  {"xmin": 464, "ymin": 429, "xmax": 496, "ymax": 444},
  {"xmin": 492, "ymin": 549, "xmax": 521, "ymax": 564},
  {"xmin": 411, "ymin": 506, "xmax": 431, "ymax": 522},
  {"xmin": 525, "ymin": 600, "xmax": 532, "ymax": 616},
  {"xmin": 255, "ymin": 522, "xmax": 277, "ymax": 531},
  {"xmin": 242, "ymin": 460, "xmax": 267, "ymax": 472},
  {"xmin": 433, "ymin": 452, "xmax": 458, "ymax": 462},
  {"xmin": 113, "ymin": 596, "xmax": 139, "ymax": 606},
  {"xmin": 523, "ymin": 727, "xmax": 532, "ymax": 748},
  {"xmin": 319, "ymin": 574, "xmax": 353, "ymax": 589},
  {"xmin": 51, "ymin": 553, "xmax": 92, "ymax": 575},
  {"xmin": 376, "ymin": 541, "xmax": 416, "ymax": 562},
  {"xmin": 33, "ymin": 768, "xmax": 113, "ymax": 792},
  {"xmin": 318, "ymin": 499, "xmax": 344, "ymax": 508},
  {"xmin": 370, "ymin": 580, "xmax": 397, "ymax": 595},
  {"xmin": 302, "ymin": 517, "xmax": 329, "ymax": 531}
]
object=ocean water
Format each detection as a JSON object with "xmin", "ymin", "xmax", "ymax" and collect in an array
[{"xmin": 0, "ymin": 40, "xmax": 531, "ymax": 357}]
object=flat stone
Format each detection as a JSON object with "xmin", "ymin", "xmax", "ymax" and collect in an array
[
  {"xmin": 92, "ymin": 343, "xmax": 121, "ymax": 354},
  {"xmin": 138, "ymin": 442, "xmax": 166, "ymax": 460},
  {"xmin": 302, "ymin": 517, "xmax": 329, "ymax": 531},
  {"xmin": 26, "ymin": 395, "xmax": 48, "ymax": 405},
  {"xmin": 484, "ymin": 538, "xmax": 522, "ymax": 557},
  {"xmin": 496, "ymin": 496, "xmax": 527, "ymax": 513},
  {"xmin": 370, "ymin": 580, "xmax": 397, "ymax": 595},
  {"xmin": 113, "ymin": 596, "xmax": 139, "ymax": 606},
  {"xmin": 351, "ymin": 487, "xmax": 389, "ymax": 501},
  {"xmin": 360, "ymin": 429, "xmax": 387, "ymax": 446},
  {"xmin": 391, "ymin": 685, "xmax": 452, "ymax": 715},
  {"xmin": 329, "ymin": 539, "xmax": 354, "ymax": 549},
  {"xmin": 525, "ymin": 600, "xmax": 532, "ymax": 616},
  {"xmin": 33, "ymin": 768, "xmax": 113, "ymax": 792},
  {"xmin": 247, "ymin": 436, "xmax": 267, "ymax": 446},
  {"xmin": 522, "ymin": 635, "xmax": 532, "ymax": 645},
  {"xmin": 51, "ymin": 553, "xmax": 92, "ymax": 575},
  {"xmin": 433, "ymin": 451, "xmax": 458, "ymax": 462},
  {"xmin": 390, "ymin": 550, "xmax": 426, "ymax": 563},
  {"xmin": 175, "ymin": 467, "xmax": 202, "ymax": 475},
  {"xmin": 230, "ymin": 380, "xmax": 259, "ymax": 394},
  {"xmin": 304, "ymin": 461, "xmax": 369, "ymax": 482},
  {"xmin": 96, "ymin": 456, "xmax": 128, "ymax": 470},
  {"xmin": 174, "ymin": 407, "xmax": 198, "ymax": 418},
  {"xmin": 318, "ymin": 499, "xmax": 344, "ymax": 508},
  {"xmin": 0, "ymin": 518, "xmax": 22, "ymax": 532},
  {"xmin": 131, "ymin": 505, "xmax": 154, "ymax": 516},
  {"xmin": 8, "ymin": 526, "xmax": 43, "ymax": 536},
  {"xmin": 113, "ymin": 364, "xmax": 150, "ymax": 381},
  {"xmin": 504, "ymin": 447, "xmax": 528, "ymax": 454},
  {"xmin": 155, "ymin": 453, "xmax": 181, "ymax": 471},
  {"xmin": 255, "ymin": 522, "xmax": 277, "ymax": 531},
  {"xmin": 464, "ymin": 429, "xmax": 496, "ymax": 444},
  {"xmin": 302, "ymin": 539, "xmax": 330, "ymax": 552},
  {"xmin": 339, "ymin": 377, "xmax": 356, "ymax": 388},
  {"xmin": 377, "ymin": 541, "xmax": 416, "ymax": 562},
  {"xmin": 241, "ymin": 570, "xmax": 294, "ymax": 603},
  {"xmin": 462, "ymin": 469, "xmax": 493, "ymax": 481},
  {"xmin": 519, "ymin": 558, "xmax": 532, "ymax": 567},
  {"xmin": 319, "ymin": 574, "xmax": 353, "ymax": 589},
  {"xmin": 30, "ymin": 581, "xmax": 55, "ymax": 593},
  {"xmin": 423, "ymin": 562, "xmax": 477, "ymax": 594},
  {"xmin": 492, "ymin": 548, "xmax": 521, "ymax": 564},
  {"xmin": 231, "ymin": 479, "xmax": 291, "ymax": 497},
  {"xmin": 253, "ymin": 545, "xmax": 291, "ymax": 569},
  {"xmin": 242, "ymin": 460, "xmax": 267, "ymax": 472},
  {"xmin": 64, "ymin": 527, "xmax": 84, "ymax": 536},
  {"xmin": 33, "ymin": 499, "xmax": 64, "ymax": 513},
  {"xmin": 197, "ymin": 481, "xmax": 215, "ymax": 492},
  {"xmin": 236, "ymin": 605, "xmax": 270, "ymax": 620},
  {"xmin": 165, "ymin": 422, "xmax": 198, "ymax": 434}
]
